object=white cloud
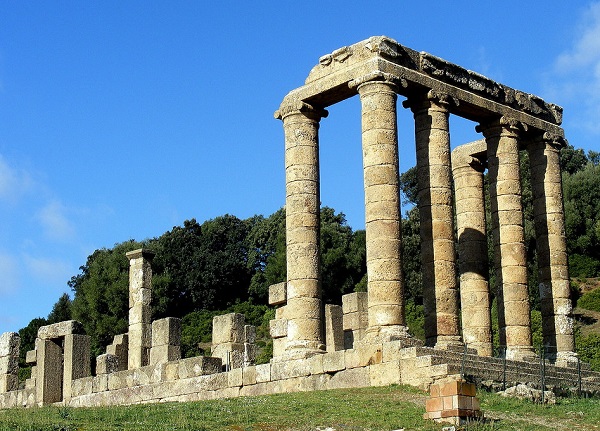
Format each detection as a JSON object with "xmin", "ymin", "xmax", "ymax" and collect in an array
[
  {"xmin": 547, "ymin": 2, "xmax": 600, "ymax": 134},
  {"xmin": 36, "ymin": 200, "xmax": 76, "ymax": 242},
  {"xmin": 0, "ymin": 252, "xmax": 20, "ymax": 294},
  {"xmin": 0, "ymin": 155, "xmax": 34, "ymax": 204},
  {"xmin": 23, "ymin": 254, "xmax": 72, "ymax": 286}
]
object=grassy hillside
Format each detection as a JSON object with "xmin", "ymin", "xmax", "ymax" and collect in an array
[{"xmin": 1, "ymin": 385, "xmax": 599, "ymax": 431}]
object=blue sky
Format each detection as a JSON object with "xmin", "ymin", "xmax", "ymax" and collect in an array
[{"xmin": 1, "ymin": 1, "xmax": 600, "ymax": 334}]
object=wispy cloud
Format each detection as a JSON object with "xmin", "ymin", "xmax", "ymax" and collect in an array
[
  {"xmin": 23, "ymin": 254, "xmax": 72, "ymax": 286},
  {"xmin": 546, "ymin": 2, "xmax": 600, "ymax": 134},
  {"xmin": 0, "ymin": 155, "xmax": 34, "ymax": 204},
  {"xmin": 36, "ymin": 200, "xmax": 76, "ymax": 242}
]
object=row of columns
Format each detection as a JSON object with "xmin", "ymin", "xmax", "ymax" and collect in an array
[{"xmin": 276, "ymin": 74, "xmax": 576, "ymax": 362}]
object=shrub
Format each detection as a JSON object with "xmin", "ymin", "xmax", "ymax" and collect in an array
[{"xmin": 577, "ymin": 288, "xmax": 600, "ymax": 312}]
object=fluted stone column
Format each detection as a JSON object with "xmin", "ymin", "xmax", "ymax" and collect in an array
[
  {"xmin": 406, "ymin": 90, "xmax": 461, "ymax": 348},
  {"xmin": 350, "ymin": 74, "xmax": 408, "ymax": 341},
  {"xmin": 479, "ymin": 117, "xmax": 534, "ymax": 361},
  {"xmin": 528, "ymin": 133, "xmax": 576, "ymax": 363},
  {"xmin": 275, "ymin": 101, "xmax": 327, "ymax": 357},
  {"xmin": 452, "ymin": 141, "xmax": 493, "ymax": 357},
  {"xmin": 126, "ymin": 248, "xmax": 155, "ymax": 369}
]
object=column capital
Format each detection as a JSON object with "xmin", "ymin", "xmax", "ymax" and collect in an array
[
  {"xmin": 475, "ymin": 115, "xmax": 527, "ymax": 137},
  {"xmin": 532, "ymin": 131, "xmax": 567, "ymax": 151},
  {"xmin": 468, "ymin": 156, "xmax": 487, "ymax": 173},
  {"xmin": 348, "ymin": 71, "xmax": 407, "ymax": 91},
  {"xmin": 274, "ymin": 100, "xmax": 328, "ymax": 121},
  {"xmin": 126, "ymin": 248, "xmax": 155, "ymax": 262},
  {"xmin": 402, "ymin": 89, "xmax": 458, "ymax": 113}
]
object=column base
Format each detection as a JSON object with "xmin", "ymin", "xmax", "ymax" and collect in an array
[
  {"xmin": 505, "ymin": 346, "xmax": 537, "ymax": 362},
  {"xmin": 360, "ymin": 324, "xmax": 413, "ymax": 345},
  {"xmin": 271, "ymin": 340, "xmax": 325, "ymax": 362},
  {"xmin": 434, "ymin": 336, "xmax": 464, "ymax": 352},
  {"xmin": 554, "ymin": 351, "xmax": 579, "ymax": 368}
]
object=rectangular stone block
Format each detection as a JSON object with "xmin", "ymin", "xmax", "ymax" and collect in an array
[
  {"xmin": 37, "ymin": 338, "xmax": 63, "ymax": 405},
  {"xmin": 242, "ymin": 365, "xmax": 256, "ymax": 385},
  {"xmin": 369, "ymin": 360, "xmax": 401, "ymax": 386},
  {"xmin": 255, "ymin": 363, "xmax": 271, "ymax": 383},
  {"xmin": 96, "ymin": 354, "xmax": 119, "ymax": 374},
  {"xmin": 38, "ymin": 320, "xmax": 84, "ymax": 339},
  {"xmin": 269, "ymin": 319, "xmax": 288, "ymax": 338},
  {"xmin": 176, "ymin": 356, "xmax": 222, "ymax": 379},
  {"xmin": 273, "ymin": 337, "xmax": 286, "ymax": 358},
  {"xmin": 92, "ymin": 374, "xmax": 108, "ymax": 393},
  {"xmin": 0, "ymin": 332, "xmax": 20, "ymax": 358},
  {"xmin": 129, "ymin": 305, "xmax": 152, "ymax": 325},
  {"xmin": 212, "ymin": 313, "xmax": 245, "ymax": 344},
  {"xmin": 342, "ymin": 292, "xmax": 368, "ymax": 314},
  {"xmin": 244, "ymin": 325, "xmax": 256, "ymax": 343},
  {"xmin": 325, "ymin": 304, "xmax": 344, "ymax": 352},
  {"xmin": 25, "ymin": 349, "xmax": 37, "ymax": 364},
  {"xmin": 228, "ymin": 368, "xmax": 243, "ymax": 387},
  {"xmin": 150, "ymin": 344, "xmax": 181, "ymax": 365},
  {"xmin": 343, "ymin": 312, "xmax": 367, "ymax": 331},
  {"xmin": 151, "ymin": 317, "xmax": 181, "ymax": 346},
  {"xmin": 271, "ymin": 358, "xmax": 311, "ymax": 381},
  {"xmin": 268, "ymin": 282, "xmax": 287, "ymax": 305},
  {"xmin": 0, "ymin": 374, "xmax": 17, "ymax": 393},
  {"xmin": 107, "ymin": 333, "xmax": 128, "ymax": 371},
  {"xmin": 63, "ymin": 334, "xmax": 91, "ymax": 400},
  {"xmin": 327, "ymin": 367, "xmax": 370, "ymax": 390},
  {"xmin": 212, "ymin": 343, "xmax": 245, "ymax": 369},
  {"xmin": 323, "ymin": 351, "xmax": 345, "ymax": 373}
]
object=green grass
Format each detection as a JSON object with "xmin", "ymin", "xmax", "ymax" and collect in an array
[{"xmin": 1, "ymin": 385, "xmax": 599, "ymax": 431}]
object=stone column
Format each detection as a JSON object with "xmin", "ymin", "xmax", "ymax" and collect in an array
[
  {"xmin": 0, "ymin": 332, "xmax": 20, "ymax": 393},
  {"xmin": 406, "ymin": 90, "xmax": 461, "ymax": 349},
  {"xmin": 150, "ymin": 317, "xmax": 181, "ymax": 365},
  {"xmin": 126, "ymin": 248, "xmax": 155, "ymax": 369},
  {"xmin": 350, "ymin": 73, "xmax": 408, "ymax": 342},
  {"xmin": 528, "ymin": 133, "xmax": 576, "ymax": 363},
  {"xmin": 275, "ymin": 101, "xmax": 328, "ymax": 357},
  {"xmin": 452, "ymin": 141, "xmax": 493, "ymax": 357},
  {"xmin": 478, "ymin": 117, "xmax": 534, "ymax": 361}
]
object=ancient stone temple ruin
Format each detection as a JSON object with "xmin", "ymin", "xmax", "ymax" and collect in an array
[{"xmin": 1, "ymin": 36, "xmax": 599, "ymax": 409}]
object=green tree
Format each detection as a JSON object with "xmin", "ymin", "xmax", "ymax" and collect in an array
[
  {"xmin": 47, "ymin": 292, "xmax": 72, "ymax": 324},
  {"xmin": 563, "ymin": 162, "xmax": 600, "ymax": 277}
]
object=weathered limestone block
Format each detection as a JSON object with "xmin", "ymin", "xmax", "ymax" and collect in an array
[
  {"xmin": 323, "ymin": 350, "xmax": 346, "ymax": 373},
  {"xmin": 152, "ymin": 317, "xmax": 181, "ymax": 347},
  {"xmin": 150, "ymin": 345, "xmax": 181, "ymax": 365},
  {"xmin": 0, "ymin": 333, "xmax": 19, "ymax": 392},
  {"xmin": 25, "ymin": 349, "xmax": 36, "ymax": 364},
  {"xmin": 0, "ymin": 375, "xmax": 18, "ymax": 393},
  {"xmin": 63, "ymin": 333, "xmax": 91, "ymax": 400},
  {"xmin": 150, "ymin": 318, "xmax": 181, "ymax": 365},
  {"xmin": 37, "ymin": 338, "xmax": 63, "ymax": 405},
  {"xmin": 38, "ymin": 320, "xmax": 84, "ymax": 339},
  {"xmin": 324, "ymin": 304, "xmax": 344, "ymax": 352},
  {"xmin": 173, "ymin": 356, "xmax": 222, "ymax": 379},
  {"xmin": 96, "ymin": 354, "xmax": 119, "ymax": 375},
  {"xmin": 212, "ymin": 313, "xmax": 256, "ymax": 369},
  {"xmin": 213, "ymin": 313, "xmax": 245, "ymax": 344},
  {"xmin": 342, "ymin": 292, "xmax": 368, "ymax": 349},
  {"xmin": 268, "ymin": 282, "xmax": 287, "ymax": 306},
  {"xmin": 106, "ymin": 333, "xmax": 128, "ymax": 371},
  {"xmin": 327, "ymin": 367, "xmax": 370, "ymax": 390}
]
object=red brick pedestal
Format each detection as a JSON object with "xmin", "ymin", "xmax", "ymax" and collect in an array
[{"xmin": 423, "ymin": 380, "xmax": 482, "ymax": 425}]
